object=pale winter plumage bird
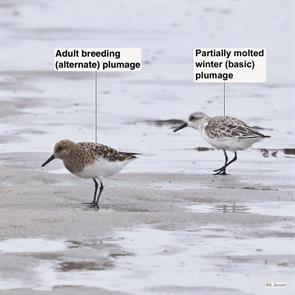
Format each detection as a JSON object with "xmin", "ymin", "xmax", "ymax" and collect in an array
[
  {"xmin": 173, "ymin": 112, "xmax": 270, "ymax": 175},
  {"xmin": 41, "ymin": 139, "xmax": 138, "ymax": 209}
]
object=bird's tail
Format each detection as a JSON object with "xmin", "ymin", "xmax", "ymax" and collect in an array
[
  {"xmin": 251, "ymin": 128, "xmax": 271, "ymax": 138},
  {"xmin": 123, "ymin": 152, "xmax": 141, "ymax": 159}
]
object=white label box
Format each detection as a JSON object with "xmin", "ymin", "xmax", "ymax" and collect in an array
[
  {"xmin": 54, "ymin": 48, "xmax": 142, "ymax": 72},
  {"xmin": 193, "ymin": 48, "xmax": 266, "ymax": 83}
]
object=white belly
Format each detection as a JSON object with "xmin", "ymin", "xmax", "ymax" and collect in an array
[
  {"xmin": 73, "ymin": 158, "xmax": 132, "ymax": 180},
  {"xmin": 202, "ymin": 134, "xmax": 262, "ymax": 151}
]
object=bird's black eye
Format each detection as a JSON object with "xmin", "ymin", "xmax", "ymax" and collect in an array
[
  {"xmin": 56, "ymin": 146, "xmax": 63, "ymax": 152},
  {"xmin": 189, "ymin": 115, "xmax": 195, "ymax": 121}
]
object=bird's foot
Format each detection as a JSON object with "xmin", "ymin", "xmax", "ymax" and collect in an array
[
  {"xmin": 83, "ymin": 202, "xmax": 100, "ymax": 210},
  {"xmin": 213, "ymin": 168, "xmax": 228, "ymax": 175},
  {"xmin": 213, "ymin": 166, "xmax": 226, "ymax": 172},
  {"xmin": 83, "ymin": 202, "xmax": 96, "ymax": 208}
]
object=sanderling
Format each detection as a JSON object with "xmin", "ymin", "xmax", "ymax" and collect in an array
[
  {"xmin": 173, "ymin": 112, "xmax": 270, "ymax": 175},
  {"xmin": 41, "ymin": 139, "xmax": 138, "ymax": 209}
]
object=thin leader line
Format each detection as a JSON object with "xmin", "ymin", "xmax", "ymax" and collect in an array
[
  {"xmin": 223, "ymin": 82, "xmax": 226, "ymax": 117},
  {"xmin": 95, "ymin": 71, "xmax": 98, "ymax": 143}
]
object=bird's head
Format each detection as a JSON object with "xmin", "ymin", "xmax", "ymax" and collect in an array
[
  {"xmin": 41, "ymin": 139, "xmax": 76, "ymax": 167},
  {"xmin": 173, "ymin": 112, "xmax": 208, "ymax": 132}
]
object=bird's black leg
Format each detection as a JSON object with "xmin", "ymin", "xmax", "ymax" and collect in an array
[
  {"xmin": 214, "ymin": 150, "xmax": 228, "ymax": 175},
  {"xmin": 83, "ymin": 178, "xmax": 98, "ymax": 207},
  {"xmin": 214, "ymin": 152, "xmax": 238, "ymax": 175},
  {"xmin": 225, "ymin": 152, "xmax": 237, "ymax": 169},
  {"xmin": 94, "ymin": 180, "xmax": 104, "ymax": 210}
]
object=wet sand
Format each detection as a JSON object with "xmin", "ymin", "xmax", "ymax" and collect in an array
[{"xmin": 0, "ymin": 152, "xmax": 294, "ymax": 295}]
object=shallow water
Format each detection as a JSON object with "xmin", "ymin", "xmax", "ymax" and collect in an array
[
  {"xmin": 0, "ymin": 238, "xmax": 67, "ymax": 253},
  {"xmin": 0, "ymin": 226, "xmax": 293, "ymax": 294},
  {"xmin": 187, "ymin": 201, "xmax": 295, "ymax": 217}
]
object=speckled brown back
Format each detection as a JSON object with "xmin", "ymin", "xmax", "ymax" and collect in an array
[{"xmin": 205, "ymin": 116, "xmax": 268, "ymax": 139}]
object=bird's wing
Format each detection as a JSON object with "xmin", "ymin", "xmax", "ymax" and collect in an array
[
  {"xmin": 205, "ymin": 117, "xmax": 269, "ymax": 139},
  {"xmin": 78, "ymin": 142, "xmax": 137, "ymax": 162}
]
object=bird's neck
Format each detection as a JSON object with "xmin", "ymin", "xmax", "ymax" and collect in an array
[{"xmin": 193, "ymin": 117, "xmax": 209, "ymax": 132}]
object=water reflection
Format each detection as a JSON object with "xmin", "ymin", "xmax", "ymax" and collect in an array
[
  {"xmin": 214, "ymin": 203, "xmax": 248, "ymax": 214},
  {"xmin": 188, "ymin": 201, "xmax": 295, "ymax": 217}
]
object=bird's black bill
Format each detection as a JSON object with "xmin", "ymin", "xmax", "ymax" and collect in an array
[
  {"xmin": 173, "ymin": 122, "xmax": 188, "ymax": 132},
  {"xmin": 41, "ymin": 154, "xmax": 55, "ymax": 167}
]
